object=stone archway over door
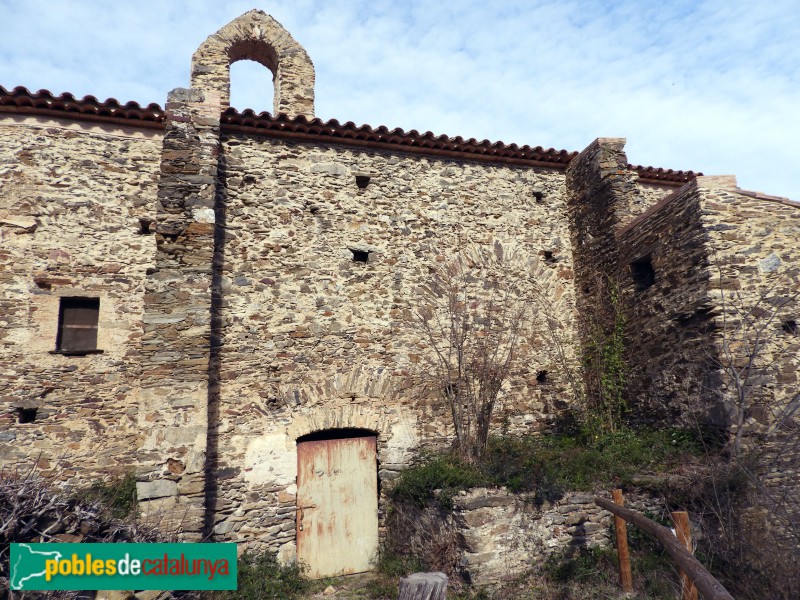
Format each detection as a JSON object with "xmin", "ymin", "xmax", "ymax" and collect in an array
[{"xmin": 296, "ymin": 433, "xmax": 378, "ymax": 578}]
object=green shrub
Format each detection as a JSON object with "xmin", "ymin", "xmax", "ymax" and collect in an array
[
  {"xmin": 363, "ymin": 578, "xmax": 398, "ymax": 599},
  {"xmin": 390, "ymin": 455, "xmax": 489, "ymax": 509},
  {"xmin": 449, "ymin": 588, "xmax": 491, "ymax": 600},
  {"xmin": 374, "ymin": 547, "xmax": 424, "ymax": 578},
  {"xmin": 82, "ymin": 472, "xmax": 138, "ymax": 520},
  {"xmin": 543, "ymin": 546, "xmax": 615, "ymax": 583},
  {"xmin": 540, "ymin": 545, "xmax": 676, "ymax": 600},
  {"xmin": 214, "ymin": 552, "xmax": 310, "ymax": 600},
  {"xmin": 392, "ymin": 428, "xmax": 701, "ymax": 508}
]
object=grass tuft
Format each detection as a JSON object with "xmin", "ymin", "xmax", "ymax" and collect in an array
[
  {"xmin": 212, "ymin": 552, "xmax": 310, "ymax": 600},
  {"xmin": 389, "ymin": 454, "xmax": 489, "ymax": 509},
  {"xmin": 81, "ymin": 472, "xmax": 138, "ymax": 520},
  {"xmin": 391, "ymin": 427, "xmax": 702, "ymax": 508}
]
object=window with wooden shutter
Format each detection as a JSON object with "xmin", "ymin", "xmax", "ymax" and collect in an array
[{"xmin": 56, "ymin": 297, "xmax": 100, "ymax": 354}]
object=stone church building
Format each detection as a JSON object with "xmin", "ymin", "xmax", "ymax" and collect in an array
[{"xmin": 1, "ymin": 10, "xmax": 798, "ymax": 578}]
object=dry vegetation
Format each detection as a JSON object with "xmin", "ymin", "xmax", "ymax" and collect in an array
[{"xmin": 0, "ymin": 466, "xmax": 199, "ymax": 600}]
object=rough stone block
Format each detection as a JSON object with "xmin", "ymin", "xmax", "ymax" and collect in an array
[
  {"xmin": 458, "ymin": 494, "xmax": 514, "ymax": 511},
  {"xmin": 137, "ymin": 479, "xmax": 178, "ymax": 500}
]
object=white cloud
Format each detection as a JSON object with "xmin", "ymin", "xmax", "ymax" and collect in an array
[{"xmin": 1, "ymin": 0, "xmax": 797, "ymax": 198}]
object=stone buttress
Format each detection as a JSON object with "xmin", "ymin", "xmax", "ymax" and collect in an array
[{"xmin": 137, "ymin": 10, "xmax": 315, "ymax": 537}]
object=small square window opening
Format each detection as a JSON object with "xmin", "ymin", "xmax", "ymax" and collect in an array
[
  {"xmin": 17, "ymin": 407, "xmax": 37, "ymax": 423},
  {"xmin": 350, "ymin": 249, "xmax": 370, "ymax": 263},
  {"xmin": 631, "ymin": 256, "xmax": 655, "ymax": 291},
  {"xmin": 56, "ymin": 297, "xmax": 100, "ymax": 353},
  {"xmin": 138, "ymin": 217, "xmax": 154, "ymax": 235}
]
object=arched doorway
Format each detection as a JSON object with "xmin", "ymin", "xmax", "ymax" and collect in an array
[{"xmin": 296, "ymin": 428, "xmax": 379, "ymax": 578}]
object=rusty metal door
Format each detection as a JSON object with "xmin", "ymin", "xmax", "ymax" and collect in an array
[{"xmin": 296, "ymin": 435, "xmax": 378, "ymax": 578}]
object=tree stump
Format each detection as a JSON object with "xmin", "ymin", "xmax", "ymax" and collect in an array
[{"xmin": 397, "ymin": 572, "xmax": 448, "ymax": 600}]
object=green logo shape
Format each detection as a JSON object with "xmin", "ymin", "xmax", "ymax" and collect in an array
[{"xmin": 10, "ymin": 543, "xmax": 237, "ymax": 590}]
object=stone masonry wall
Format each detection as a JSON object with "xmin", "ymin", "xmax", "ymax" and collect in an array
[
  {"xmin": 135, "ymin": 9, "xmax": 311, "ymax": 541},
  {"xmin": 450, "ymin": 487, "xmax": 662, "ymax": 585},
  {"xmin": 567, "ymin": 142, "xmax": 741, "ymax": 430},
  {"xmin": 0, "ymin": 115, "xmax": 161, "ymax": 484},
  {"xmin": 616, "ymin": 179, "xmax": 722, "ymax": 426},
  {"xmin": 2, "ymin": 7, "xmax": 798, "ymax": 577},
  {"xmin": 617, "ymin": 180, "xmax": 675, "ymax": 230},
  {"xmin": 206, "ymin": 133, "xmax": 580, "ymax": 556},
  {"xmin": 191, "ymin": 10, "xmax": 315, "ymax": 118},
  {"xmin": 617, "ymin": 176, "xmax": 800, "ymax": 437},
  {"xmin": 565, "ymin": 138, "xmax": 627, "ymax": 290},
  {"xmin": 565, "ymin": 138, "xmax": 645, "ymax": 407},
  {"xmin": 699, "ymin": 182, "xmax": 800, "ymax": 515},
  {"xmin": 701, "ymin": 182, "xmax": 800, "ymax": 431}
]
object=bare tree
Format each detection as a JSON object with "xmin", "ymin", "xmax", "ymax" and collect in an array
[
  {"xmin": 712, "ymin": 276, "xmax": 800, "ymax": 455},
  {"xmin": 688, "ymin": 266, "xmax": 800, "ymax": 599},
  {"xmin": 413, "ymin": 245, "xmax": 533, "ymax": 463}
]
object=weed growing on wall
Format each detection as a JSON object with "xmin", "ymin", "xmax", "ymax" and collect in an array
[
  {"xmin": 534, "ymin": 270, "xmax": 629, "ymax": 439},
  {"xmin": 80, "ymin": 472, "xmax": 139, "ymax": 520},
  {"xmin": 581, "ymin": 277, "xmax": 628, "ymax": 437}
]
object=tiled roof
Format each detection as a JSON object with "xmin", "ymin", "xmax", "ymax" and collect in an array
[
  {"xmin": 221, "ymin": 108, "xmax": 578, "ymax": 168},
  {"xmin": 629, "ymin": 164, "xmax": 701, "ymax": 185},
  {"xmin": 0, "ymin": 85, "xmax": 164, "ymax": 126},
  {"xmin": 0, "ymin": 85, "xmax": 698, "ymax": 184}
]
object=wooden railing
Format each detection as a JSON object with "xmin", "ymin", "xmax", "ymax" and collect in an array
[{"xmin": 596, "ymin": 491, "xmax": 734, "ymax": 600}]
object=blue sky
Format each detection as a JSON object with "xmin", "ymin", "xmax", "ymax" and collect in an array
[{"xmin": 1, "ymin": 0, "xmax": 798, "ymax": 199}]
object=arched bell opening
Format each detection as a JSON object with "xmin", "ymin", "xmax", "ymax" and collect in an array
[
  {"xmin": 191, "ymin": 9, "xmax": 315, "ymax": 118},
  {"xmin": 229, "ymin": 59, "xmax": 275, "ymax": 114}
]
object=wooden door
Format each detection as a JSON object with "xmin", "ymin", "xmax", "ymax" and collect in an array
[{"xmin": 296, "ymin": 435, "xmax": 378, "ymax": 578}]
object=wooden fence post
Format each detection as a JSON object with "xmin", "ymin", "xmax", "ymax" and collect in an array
[
  {"xmin": 596, "ymin": 496, "xmax": 735, "ymax": 600},
  {"xmin": 612, "ymin": 488, "xmax": 634, "ymax": 594},
  {"xmin": 671, "ymin": 511, "xmax": 699, "ymax": 600}
]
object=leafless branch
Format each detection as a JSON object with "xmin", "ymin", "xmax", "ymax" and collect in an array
[{"xmin": 411, "ymin": 248, "xmax": 533, "ymax": 462}]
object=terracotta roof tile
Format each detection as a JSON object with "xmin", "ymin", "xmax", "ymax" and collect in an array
[
  {"xmin": 0, "ymin": 85, "xmax": 697, "ymax": 183},
  {"xmin": 0, "ymin": 85, "xmax": 164, "ymax": 125},
  {"xmin": 222, "ymin": 108, "xmax": 578, "ymax": 168},
  {"xmin": 629, "ymin": 164, "xmax": 701, "ymax": 185}
]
